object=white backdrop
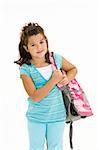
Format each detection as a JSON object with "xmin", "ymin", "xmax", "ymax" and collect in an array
[{"xmin": 0, "ymin": 0, "xmax": 99, "ymax": 150}]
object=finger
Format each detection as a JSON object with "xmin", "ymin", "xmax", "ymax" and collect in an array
[
  {"xmin": 59, "ymin": 78, "xmax": 68, "ymax": 84},
  {"xmin": 59, "ymin": 79, "xmax": 64, "ymax": 84}
]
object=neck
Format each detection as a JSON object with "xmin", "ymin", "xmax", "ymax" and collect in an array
[{"xmin": 31, "ymin": 57, "xmax": 46, "ymax": 65}]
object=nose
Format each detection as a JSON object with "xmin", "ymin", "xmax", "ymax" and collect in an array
[{"xmin": 37, "ymin": 44, "xmax": 41, "ymax": 51}]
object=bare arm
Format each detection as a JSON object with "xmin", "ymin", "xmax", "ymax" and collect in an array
[
  {"xmin": 20, "ymin": 69, "xmax": 63, "ymax": 102},
  {"xmin": 62, "ymin": 57, "xmax": 77, "ymax": 80},
  {"xmin": 59, "ymin": 57, "xmax": 77, "ymax": 85}
]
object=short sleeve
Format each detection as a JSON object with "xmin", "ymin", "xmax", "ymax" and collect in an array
[
  {"xmin": 19, "ymin": 64, "xmax": 31, "ymax": 78},
  {"xmin": 53, "ymin": 53, "xmax": 62, "ymax": 69}
]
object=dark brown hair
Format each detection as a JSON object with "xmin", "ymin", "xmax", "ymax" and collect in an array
[{"xmin": 14, "ymin": 22, "xmax": 50, "ymax": 66}]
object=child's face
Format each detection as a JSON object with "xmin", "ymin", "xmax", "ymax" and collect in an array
[{"xmin": 27, "ymin": 33, "xmax": 48, "ymax": 59}]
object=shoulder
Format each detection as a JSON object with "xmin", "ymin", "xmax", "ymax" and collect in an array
[
  {"xmin": 19, "ymin": 63, "xmax": 32, "ymax": 72},
  {"xmin": 19, "ymin": 63, "xmax": 31, "ymax": 77},
  {"xmin": 49, "ymin": 51, "xmax": 62, "ymax": 61},
  {"xmin": 51, "ymin": 52, "xmax": 76, "ymax": 71},
  {"xmin": 53, "ymin": 52, "xmax": 62, "ymax": 58},
  {"xmin": 50, "ymin": 52, "xmax": 62, "ymax": 69},
  {"xmin": 20, "ymin": 63, "xmax": 30, "ymax": 69}
]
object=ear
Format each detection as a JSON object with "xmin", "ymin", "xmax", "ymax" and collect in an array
[{"xmin": 23, "ymin": 45, "xmax": 28, "ymax": 52}]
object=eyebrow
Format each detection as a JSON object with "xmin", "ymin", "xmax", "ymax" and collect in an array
[{"xmin": 30, "ymin": 38, "xmax": 45, "ymax": 45}]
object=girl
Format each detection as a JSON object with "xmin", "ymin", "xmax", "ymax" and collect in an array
[{"xmin": 14, "ymin": 22, "xmax": 77, "ymax": 150}]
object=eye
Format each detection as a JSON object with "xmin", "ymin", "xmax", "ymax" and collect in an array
[
  {"xmin": 40, "ymin": 41, "xmax": 44, "ymax": 44},
  {"xmin": 31, "ymin": 44, "xmax": 35, "ymax": 47}
]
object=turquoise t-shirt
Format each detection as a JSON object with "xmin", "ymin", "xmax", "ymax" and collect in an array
[{"xmin": 19, "ymin": 52, "xmax": 66, "ymax": 123}]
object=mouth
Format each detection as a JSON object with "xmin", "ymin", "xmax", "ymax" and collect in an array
[{"xmin": 37, "ymin": 50, "xmax": 43, "ymax": 53}]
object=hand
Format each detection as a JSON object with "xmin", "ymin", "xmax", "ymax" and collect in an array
[
  {"xmin": 51, "ymin": 69, "xmax": 63, "ymax": 84},
  {"xmin": 58, "ymin": 74, "xmax": 69, "ymax": 85}
]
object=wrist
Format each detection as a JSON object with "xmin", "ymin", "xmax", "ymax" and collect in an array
[{"xmin": 50, "ymin": 78, "xmax": 57, "ymax": 85}]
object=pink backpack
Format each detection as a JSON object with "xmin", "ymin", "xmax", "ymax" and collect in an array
[{"xmin": 49, "ymin": 52, "xmax": 93, "ymax": 149}]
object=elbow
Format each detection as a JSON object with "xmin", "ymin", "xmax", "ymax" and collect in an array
[
  {"xmin": 30, "ymin": 92, "xmax": 42, "ymax": 102},
  {"xmin": 31, "ymin": 96, "xmax": 41, "ymax": 102},
  {"xmin": 75, "ymin": 67, "xmax": 78, "ymax": 75},
  {"xmin": 73, "ymin": 67, "xmax": 78, "ymax": 77}
]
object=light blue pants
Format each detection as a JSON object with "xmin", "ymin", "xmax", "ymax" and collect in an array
[{"xmin": 27, "ymin": 120, "xmax": 65, "ymax": 150}]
